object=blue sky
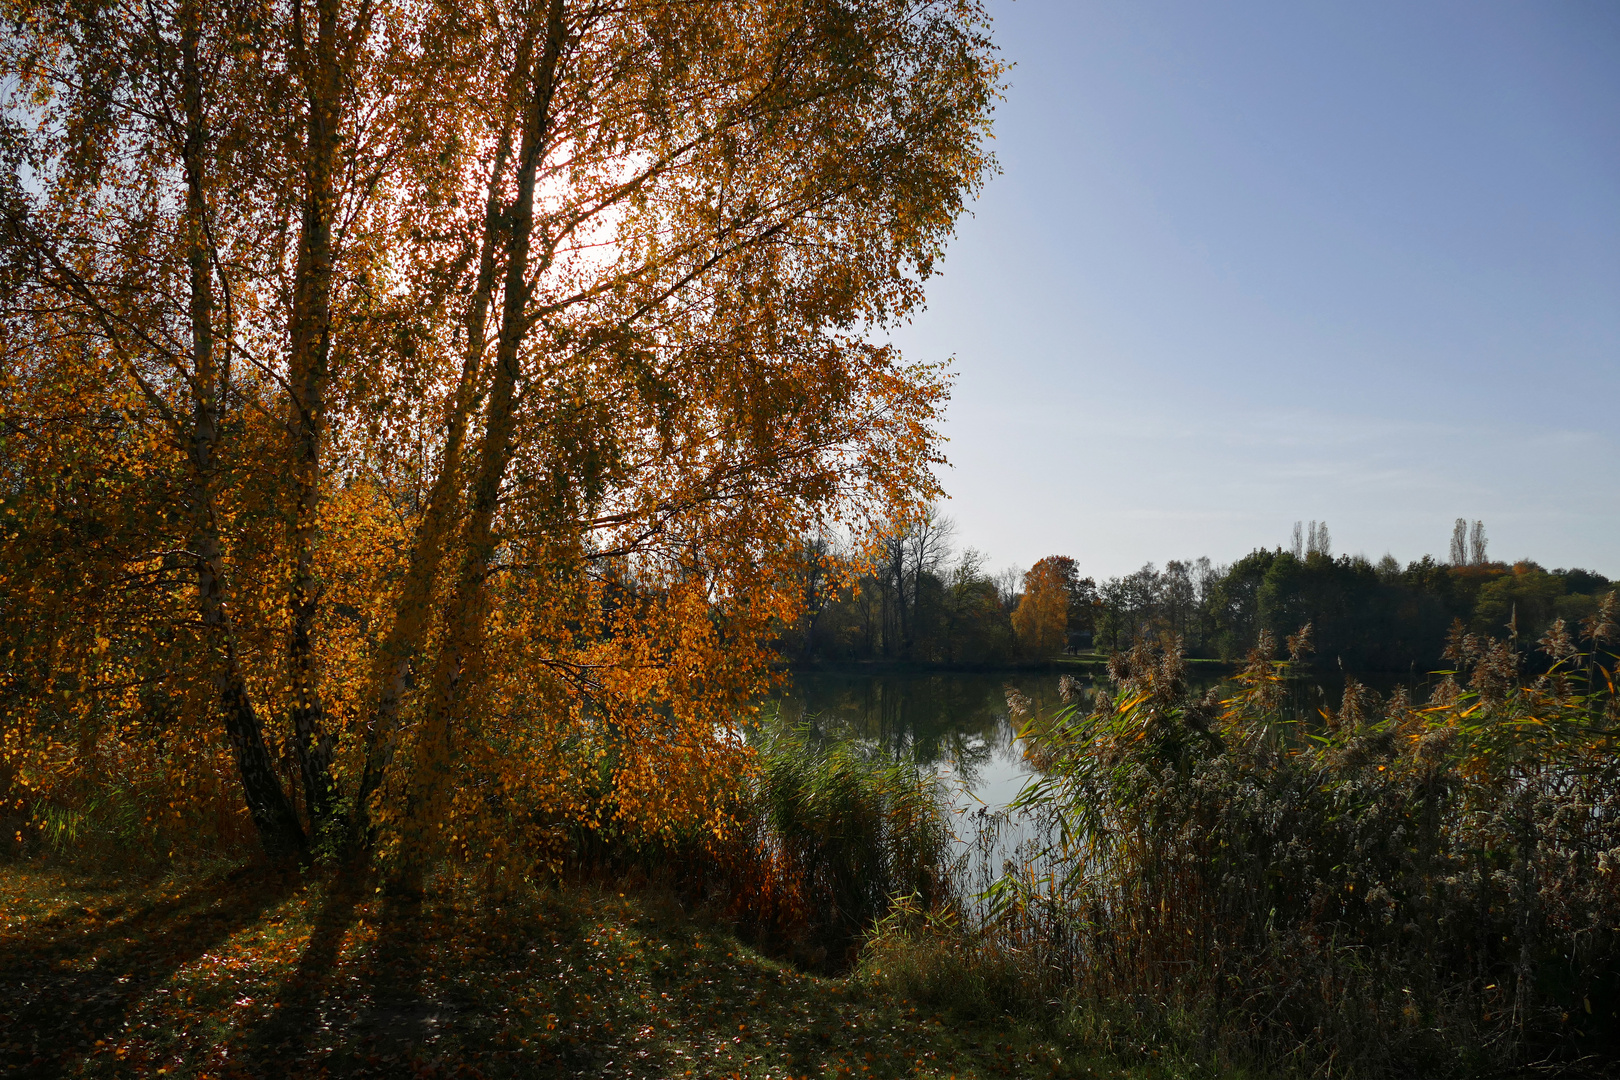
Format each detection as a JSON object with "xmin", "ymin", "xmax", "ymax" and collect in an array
[{"xmin": 892, "ymin": 0, "xmax": 1620, "ymax": 580}]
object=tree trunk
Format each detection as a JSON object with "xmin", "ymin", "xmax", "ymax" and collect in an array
[
  {"xmin": 389, "ymin": 0, "xmax": 569, "ymax": 890},
  {"xmin": 198, "ymin": 532, "xmax": 309, "ymax": 861},
  {"xmin": 349, "ymin": 69, "xmax": 530, "ymax": 846},
  {"xmin": 180, "ymin": 4, "xmax": 306, "ymax": 860},
  {"xmin": 282, "ymin": 0, "xmax": 349, "ymax": 830}
]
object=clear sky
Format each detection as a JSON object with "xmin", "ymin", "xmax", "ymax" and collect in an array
[{"xmin": 891, "ymin": 0, "xmax": 1620, "ymax": 581}]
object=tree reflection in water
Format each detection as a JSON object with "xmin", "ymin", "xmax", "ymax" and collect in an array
[
  {"xmin": 767, "ymin": 668, "xmax": 1229, "ymax": 809},
  {"xmin": 766, "ymin": 672, "xmax": 1078, "ymax": 811}
]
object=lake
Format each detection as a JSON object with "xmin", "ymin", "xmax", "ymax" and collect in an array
[
  {"xmin": 766, "ymin": 669, "xmax": 1081, "ymax": 814},
  {"xmin": 765, "ymin": 665, "xmax": 1241, "ymax": 900},
  {"xmin": 767, "ymin": 664, "xmax": 1239, "ymax": 813}
]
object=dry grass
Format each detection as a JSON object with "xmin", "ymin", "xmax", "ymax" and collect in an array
[{"xmin": 963, "ymin": 622, "xmax": 1620, "ymax": 1079}]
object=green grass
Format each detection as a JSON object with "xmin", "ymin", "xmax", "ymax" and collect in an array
[{"xmin": 0, "ymin": 859, "xmax": 1206, "ymax": 1079}]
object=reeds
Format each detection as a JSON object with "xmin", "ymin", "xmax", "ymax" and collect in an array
[
  {"xmin": 744, "ymin": 725, "xmax": 953, "ymax": 960},
  {"xmin": 964, "ymin": 604, "xmax": 1620, "ymax": 1076},
  {"xmin": 523, "ymin": 722, "xmax": 956, "ymax": 968},
  {"xmin": 11, "ymin": 734, "xmax": 259, "ymax": 868}
]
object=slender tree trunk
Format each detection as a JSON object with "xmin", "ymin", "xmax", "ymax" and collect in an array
[
  {"xmin": 349, "ymin": 86, "xmax": 528, "ymax": 845},
  {"xmin": 390, "ymin": 0, "xmax": 569, "ymax": 890},
  {"xmin": 888, "ymin": 540, "xmax": 909, "ymax": 659},
  {"xmin": 283, "ymin": 0, "xmax": 347, "ymax": 829},
  {"xmin": 180, "ymin": 5, "xmax": 306, "ymax": 860}
]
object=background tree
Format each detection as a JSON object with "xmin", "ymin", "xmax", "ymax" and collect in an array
[
  {"xmin": 786, "ymin": 525, "xmax": 1611, "ymax": 685},
  {"xmin": 1160, "ymin": 559, "xmax": 1196, "ymax": 642},
  {"xmin": 1067, "ymin": 573, "xmax": 1098, "ymax": 650},
  {"xmin": 938, "ymin": 548, "xmax": 1013, "ymax": 666},
  {"xmin": 1304, "ymin": 519, "xmax": 1330, "ymax": 557},
  {"xmin": 788, "ymin": 514, "xmax": 1015, "ymax": 667},
  {"xmin": 1451, "ymin": 517, "xmax": 1469, "ymax": 565},
  {"xmin": 790, "ymin": 532, "xmax": 843, "ymax": 662},
  {"xmin": 1012, "ymin": 556, "xmax": 1072, "ymax": 659},
  {"xmin": 872, "ymin": 509, "xmax": 954, "ymax": 660}
]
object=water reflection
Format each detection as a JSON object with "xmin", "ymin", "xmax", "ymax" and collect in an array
[
  {"xmin": 767, "ymin": 670, "xmax": 1080, "ymax": 812},
  {"xmin": 768, "ymin": 666, "xmax": 1238, "ymax": 811}
]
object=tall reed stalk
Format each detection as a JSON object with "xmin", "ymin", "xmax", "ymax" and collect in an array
[
  {"xmin": 967, "ymin": 598, "xmax": 1620, "ymax": 1076},
  {"xmin": 740, "ymin": 726, "xmax": 953, "ymax": 960}
]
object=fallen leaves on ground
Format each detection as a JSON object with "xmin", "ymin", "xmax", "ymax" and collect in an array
[{"xmin": 0, "ymin": 861, "xmax": 1142, "ymax": 1079}]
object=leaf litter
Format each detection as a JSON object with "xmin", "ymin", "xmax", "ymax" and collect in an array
[{"xmin": 1, "ymin": 862, "xmax": 1164, "ymax": 1079}]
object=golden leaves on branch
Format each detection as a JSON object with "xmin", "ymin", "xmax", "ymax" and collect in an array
[{"xmin": 2, "ymin": 0, "xmax": 1002, "ymax": 864}]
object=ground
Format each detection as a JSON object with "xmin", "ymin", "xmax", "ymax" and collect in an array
[{"xmin": 0, "ymin": 860, "xmax": 1170, "ymax": 1080}]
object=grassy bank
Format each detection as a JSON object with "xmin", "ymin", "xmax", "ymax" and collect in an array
[{"xmin": 0, "ymin": 860, "xmax": 1192, "ymax": 1080}]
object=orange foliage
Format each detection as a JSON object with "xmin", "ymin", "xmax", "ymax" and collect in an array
[
  {"xmin": 0, "ymin": 0, "xmax": 1001, "ymax": 869},
  {"xmin": 1012, "ymin": 556, "xmax": 1075, "ymax": 660}
]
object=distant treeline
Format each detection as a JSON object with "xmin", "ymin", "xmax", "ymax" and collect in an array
[{"xmin": 779, "ymin": 514, "xmax": 1614, "ymax": 675}]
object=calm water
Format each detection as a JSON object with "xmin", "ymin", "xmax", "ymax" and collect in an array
[
  {"xmin": 768, "ymin": 667, "xmax": 1239, "ymax": 900},
  {"xmin": 767, "ymin": 670, "xmax": 1081, "ymax": 813},
  {"xmin": 768, "ymin": 666, "xmax": 1236, "ymax": 813}
]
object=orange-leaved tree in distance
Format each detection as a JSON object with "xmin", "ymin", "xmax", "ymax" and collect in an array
[
  {"xmin": 0, "ymin": 0, "xmax": 1002, "ymax": 878},
  {"xmin": 1013, "ymin": 556, "xmax": 1077, "ymax": 660}
]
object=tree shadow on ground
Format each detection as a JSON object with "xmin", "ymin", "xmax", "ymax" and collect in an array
[
  {"xmin": 233, "ymin": 869, "xmax": 571, "ymax": 1078},
  {"xmin": 233, "ymin": 864, "xmax": 373, "ymax": 1076},
  {"xmin": 0, "ymin": 862, "xmax": 299, "ymax": 1079},
  {"xmin": 232, "ymin": 870, "xmax": 512, "ymax": 1078},
  {"xmin": 236, "ymin": 878, "xmax": 701, "ymax": 1078},
  {"xmin": 3, "ymin": 864, "xmax": 1078, "ymax": 1079}
]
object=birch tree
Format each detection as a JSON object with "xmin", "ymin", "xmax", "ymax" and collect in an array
[{"xmin": 1, "ymin": 0, "xmax": 1001, "ymax": 870}]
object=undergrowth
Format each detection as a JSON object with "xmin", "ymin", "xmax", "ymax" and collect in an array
[
  {"xmin": 963, "ymin": 600, "xmax": 1620, "ymax": 1078},
  {"xmin": 10, "ymin": 598, "xmax": 1619, "ymax": 1078},
  {"xmin": 0, "ymin": 859, "xmax": 1177, "ymax": 1079}
]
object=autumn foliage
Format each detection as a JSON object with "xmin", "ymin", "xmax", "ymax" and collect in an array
[
  {"xmin": 0, "ymin": 0, "xmax": 1001, "ymax": 875},
  {"xmin": 1011, "ymin": 556, "xmax": 1075, "ymax": 660}
]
